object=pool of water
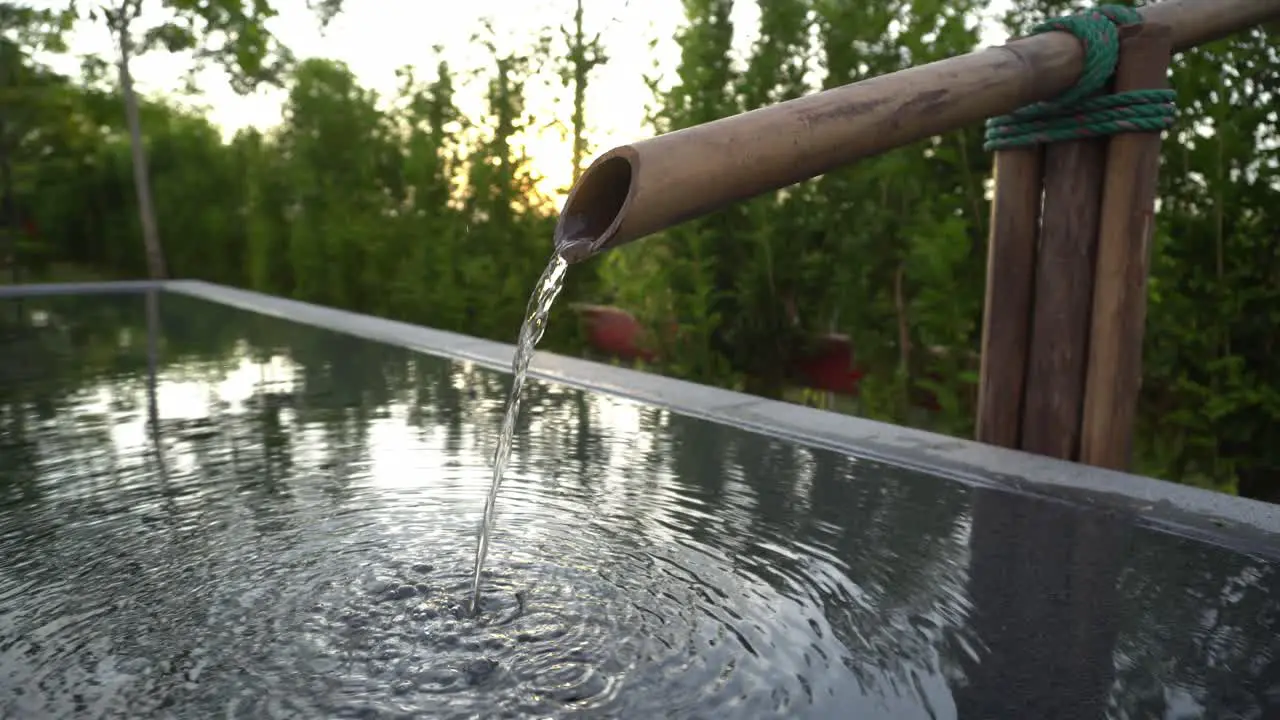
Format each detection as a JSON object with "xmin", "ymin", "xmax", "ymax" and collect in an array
[{"xmin": 0, "ymin": 291, "xmax": 1277, "ymax": 719}]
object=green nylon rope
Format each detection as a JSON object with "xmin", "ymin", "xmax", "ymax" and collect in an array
[{"xmin": 983, "ymin": 5, "xmax": 1177, "ymax": 151}]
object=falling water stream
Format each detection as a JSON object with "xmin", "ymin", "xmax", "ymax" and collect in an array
[
  {"xmin": 468, "ymin": 250, "xmax": 574, "ymax": 613},
  {"xmin": 469, "ymin": 220, "xmax": 593, "ymax": 612}
]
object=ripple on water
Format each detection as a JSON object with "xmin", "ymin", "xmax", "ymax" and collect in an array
[
  {"xmin": 1, "ymin": 471, "xmax": 865, "ymax": 719},
  {"xmin": 5, "ymin": 295, "xmax": 1279, "ymax": 720}
]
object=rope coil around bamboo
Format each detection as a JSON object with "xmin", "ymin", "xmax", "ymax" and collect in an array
[{"xmin": 984, "ymin": 5, "xmax": 1177, "ymax": 151}]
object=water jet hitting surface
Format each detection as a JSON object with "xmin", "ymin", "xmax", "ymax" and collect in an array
[{"xmin": 469, "ymin": 253, "xmax": 570, "ymax": 614}]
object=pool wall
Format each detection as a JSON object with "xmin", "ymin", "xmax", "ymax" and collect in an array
[{"xmin": 5, "ymin": 279, "xmax": 1278, "ymax": 549}]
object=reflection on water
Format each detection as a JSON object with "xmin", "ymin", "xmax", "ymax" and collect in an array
[{"xmin": 0, "ymin": 292, "xmax": 1276, "ymax": 719}]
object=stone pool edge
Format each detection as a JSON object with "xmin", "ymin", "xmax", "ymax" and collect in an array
[
  {"xmin": 8, "ymin": 279, "xmax": 1278, "ymax": 547},
  {"xmin": 0, "ymin": 280, "xmax": 161, "ymax": 297}
]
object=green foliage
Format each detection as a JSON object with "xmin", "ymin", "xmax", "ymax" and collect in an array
[
  {"xmin": 72, "ymin": 0, "xmax": 333, "ymax": 93},
  {"xmin": 1137, "ymin": 27, "xmax": 1280, "ymax": 495},
  {"xmin": 556, "ymin": 0, "xmax": 608, "ymax": 184},
  {"xmin": 4, "ymin": 0, "xmax": 1280, "ymax": 500},
  {"xmin": 3, "ymin": 13, "xmax": 597, "ymax": 353}
]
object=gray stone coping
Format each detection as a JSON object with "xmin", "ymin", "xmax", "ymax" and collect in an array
[
  {"xmin": 0, "ymin": 280, "xmax": 162, "ymax": 297},
  {"xmin": 4, "ymin": 279, "xmax": 1278, "ymax": 551}
]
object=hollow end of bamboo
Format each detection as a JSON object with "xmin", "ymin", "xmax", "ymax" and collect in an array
[{"xmin": 554, "ymin": 148, "xmax": 639, "ymax": 263}]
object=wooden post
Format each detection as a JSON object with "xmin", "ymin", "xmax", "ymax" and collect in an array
[
  {"xmin": 976, "ymin": 148, "xmax": 1043, "ymax": 449},
  {"xmin": 1018, "ymin": 142, "xmax": 1109, "ymax": 460},
  {"xmin": 1080, "ymin": 24, "xmax": 1174, "ymax": 470},
  {"xmin": 1018, "ymin": 28, "xmax": 1165, "ymax": 461}
]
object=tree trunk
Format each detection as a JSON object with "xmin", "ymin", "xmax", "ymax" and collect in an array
[
  {"xmin": 117, "ymin": 27, "xmax": 167, "ymax": 279},
  {"xmin": 0, "ymin": 42, "xmax": 14, "ymax": 283},
  {"xmin": 570, "ymin": 0, "xmax": 587, "ymax": 184},
  {"xmin": 0, "ymin": 117, "xmax": 17, "ymax": 284}
]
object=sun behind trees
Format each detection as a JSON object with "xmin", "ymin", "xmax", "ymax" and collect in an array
[{"xmin": 3, "ymin": 0, "xmax": 1278, "ymax": 500}]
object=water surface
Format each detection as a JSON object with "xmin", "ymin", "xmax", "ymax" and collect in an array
[{"xmin": 0, "ymin": 292, "xmax": 1277, "ymax": 719}]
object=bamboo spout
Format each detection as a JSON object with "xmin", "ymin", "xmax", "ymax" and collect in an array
[{"xmin": 554, "ymin": 0, "xmax": 1280, "ymax": 262}]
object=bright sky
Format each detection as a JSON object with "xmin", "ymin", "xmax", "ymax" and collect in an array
[{"xmin": 32, "ymin": 0, "xmax": 1013, "ymax": 201}]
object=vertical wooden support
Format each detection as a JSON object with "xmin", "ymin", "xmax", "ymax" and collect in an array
[
  {"xmin": 1080, "ymin": 24, "xmax": 1174, "ymax": 470},
  {"xmin": 976, "ymin": 22, "xmax": 1170, "ymax": 467},
  {"xmin": 1019, "ymin": 137, "xmax": 1109, "ymax": 460},
  {"xmin": 976, "ymin": 148, "xmax": 1044, "ymax": 449},
  {"xmin": 1017, "ymin": 25, "xmax": 1167, "ymax": 461}
]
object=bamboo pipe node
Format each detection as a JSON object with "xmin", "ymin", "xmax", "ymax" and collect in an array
[{"xmin": 984, "ymin": 5, "xmax": 1177, "ymax": 150}]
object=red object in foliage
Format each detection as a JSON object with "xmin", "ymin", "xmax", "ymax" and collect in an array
[
  {"xmin": 573, "ymin": 304, "xmax": 874, "ymax": 397},
  {"xmin": 21, "ymin": 218, "xmax": 39, "ymax": 239},
  {"xmin": 792, "ymin": 334, "xmax": 866, "ymax": 396},
  {"xmin": 572, "ymin": 304, "xmax": 946, "ymax": 411},
  {"xmin": 790, "ymin": 333, "xmax": 943, "ymax": 410},
  {"xmin": 574, "ymin": 304, "xmax": 658, "ymax": 363}
]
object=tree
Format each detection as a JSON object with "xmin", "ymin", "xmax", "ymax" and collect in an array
[
  {"xmin": 0, "ymin": 3, "xmax": 76, "ymax": 280},
  {"xmin": 69, "ymin": 0, "xmax": 346, "ymax": 279},
  {"xmin": 557, "ymin": 0, "xmax": 608, "ymax": 185}
]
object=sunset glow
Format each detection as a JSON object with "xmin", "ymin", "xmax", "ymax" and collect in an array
[{"xmin": 32, "ymin": 0, "xmax": 1012, "ymax": 204}]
